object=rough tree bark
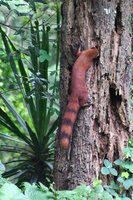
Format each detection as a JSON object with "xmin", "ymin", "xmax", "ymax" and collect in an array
[{"xmin": 54, "ymin": 0, "xmax": 132, "ymax": 190}]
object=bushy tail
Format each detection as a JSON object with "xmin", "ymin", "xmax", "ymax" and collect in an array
[{"xmin": 60, "ymin": 101, "xmax": 80, "ymax": 149}]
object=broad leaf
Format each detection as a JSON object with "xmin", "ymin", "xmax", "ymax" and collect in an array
[
  {"xmin": 104, "ymin": 159, "xmax": 112, "ymax": 168},
  {"xmin": 109, "ymin": 168, "xmax": 118, "ymax": 176},
  {"xmin": 101, "ymin": 167, "xmax": 110, "ymax": 175}
]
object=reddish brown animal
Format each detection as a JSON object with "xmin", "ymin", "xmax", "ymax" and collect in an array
[{"xmin": 60, "ymin": 47, "xmax": 99, "ymax": 149}]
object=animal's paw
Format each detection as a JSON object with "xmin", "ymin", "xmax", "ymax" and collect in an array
[{"xmin": 81, "ymin": 98, "xmax": 93, "ymax": 108}]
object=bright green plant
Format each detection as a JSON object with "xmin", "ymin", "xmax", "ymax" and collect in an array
[
  {"xmin": 101, "ymin": 159, "xmax": 118, "ymax": 176},
  {"xmin": 0, "ymin": 161, "xmax": 132, "ymax": 200},
  {"xmin": 101, "ymin": 139, "xmax": 133, "ymax": 199},
  {"xmin": 0, "ymin": 180, "xmax": 131, "ymax": 200},
  {"xmin": 0, "ymin": 176, "xmax": 122, "ymax": 200},
  {"xmin": 0, "ymin": 1, "xmax": 60, "ymax": 186}
]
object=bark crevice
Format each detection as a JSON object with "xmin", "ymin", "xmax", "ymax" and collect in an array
[{"xmin": 115, "ymin": 1, "xmax": 122, "ymax": 35}]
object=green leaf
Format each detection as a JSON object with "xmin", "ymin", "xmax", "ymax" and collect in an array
[
  {"xmin": 92, "ymin": 179, "xmax": 102, "ymax": 187},
  {"xmin": 121, "ymin": 197, "xmax": 132, "ymax": 200},
  {"xmin": 123, "ymin": 178, "xmax": 133, "ymax": 189},
  {"xmin": 25, "ymin": 122, "xmax": 40, "ymax": 152},
  {"xmin": 105, "ymin": 188, "xmax": 119, "ymax": 198},
  {"xmin": 39, "ymin": 50, "xmax": 50, "ymax": 63},
  {"xmin": 129, "ymin": 165, "xmax": 133, "ymax": 173},
  {"xmin": 94, "ymin": 184, "xmax": 104, "ymax": 193},
  {"xmin": 24, "ymin": 182, "xmax": 53, "ymax": 199},
  {"xmin": 110, "ymin": 181, "xmax": 119, "ymax": 190},
  {"xmin": 0, "ymin": 161, "xmax": 5, "ymax": 174},
  {"xmin": 123, "ymin": 147, "xmax": 133, "ymax": 159},
  {"xmin": 122, "ymin": 162, "xmax": 132, "ymax": 170},
  {"xmin": 117, "ymin": 176, "xmax": 125, "ymax": 183},
  {"xmin": 0, "ymin": 182, "xmax": 25, "ymax": 200},
  {"xmin": 114, "ymin": 159, "xmax": 123, "ymax": 165},
  {"xmin": 0, "ymin": 93, "xmax": 28, "ymax": 133},
  {"xmin": 0, "ymin": 133, "xmax": 25, "ymax": 143},
  {"xmin": 101, "ymin": 167, "xmax": 110, "ymax": 175},
  {"xmin": 121, "ymin": 172, "xmax": 129, "ymax": 178},
  {"xmin": 104, "ymin": 159, "xmax": 112, "ymax": 168},
  {"xmin": 109, "ymin": 168, "xmax": 118, "ymax": 176},
  {"xmin": 0, "ymin": 26, "xmax": 24, "ymax": 93},
  {"xmin": 0, "ymin": 108, "xmax": 32, "ymax": 147},
  {"xmin": 46, "ymin": 117, "xmax": 59, "ymax": 136}
]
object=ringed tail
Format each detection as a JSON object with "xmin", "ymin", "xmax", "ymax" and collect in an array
[{"xmin": 60, "ymin": 101, "xmax": 80, "ymax": 149}]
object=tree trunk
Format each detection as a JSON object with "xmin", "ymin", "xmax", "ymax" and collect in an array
[{"xmin": 54, "ymin": 0, "xmax": 132, "ymax": 190}]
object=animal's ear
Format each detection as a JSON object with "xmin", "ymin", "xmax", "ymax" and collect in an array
[
  {"xmin": 91, "ymin": 45, "xmax": 100, "ymax": 52},
  {"xmin": 76, "ymin": 46, "xmax": 82, "ymax": 57}
]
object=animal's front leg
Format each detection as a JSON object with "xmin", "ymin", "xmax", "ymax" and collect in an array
[{"xmin": 79, "ymin": 90, "xmax": 88, "ymax": 107}]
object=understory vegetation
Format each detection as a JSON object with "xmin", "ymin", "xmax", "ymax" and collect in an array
[{"xmin": 0, "ymin": 139, "xmax": 133, "ymax": 199}]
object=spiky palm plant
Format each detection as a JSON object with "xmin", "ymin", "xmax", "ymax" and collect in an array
[{"xmin": 0, "ymin": 1, "xmax": 60, "ymax": 186}]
